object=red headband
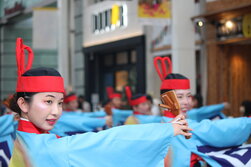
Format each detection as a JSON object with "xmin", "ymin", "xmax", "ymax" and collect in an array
[
  {"xmin": 15, "ymin": 38, "xmax": 64, "ymax": 93},
  {"xmin": 109, "ymin": 93, "xmax": 122, "ymax": 99},
  {"xmin": 130, "ymin": 96, "xmax": 148, "ymax": 106},
  {"xmin": 161, "ymin": 79, "xmax": 190, "ymax": 90},
  {"xmin": 125, "ymin": 86, "xmax": 147, "ymax": 106},
  {"xmin": 154, "ymin": 56, "xmax": 190, "ymax": 90},
  {"xmin": 106, "ymin": 87, "xmax": 122, "ymax": 99},
  {"xmin": 64, "ymin": 94, "xmax": 77, "ymax": 103}
]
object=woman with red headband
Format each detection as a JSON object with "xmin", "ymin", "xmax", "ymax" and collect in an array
[
  {"xmin": 50, "ymin": 92, "xmax": 112, "ymax": 136},
  {"xmin": 106, "ymin": 86, "xmax": 123, "ymax": 109},
  {"xmin": 154, "ymin": 56, "xmax": 251, "ymax": 167},
  {"xmin": 9, "ymin": 38, "xmax": 192, "ymax": 167},
  {"xmin": 124, "ymin": 86, "xmax": 163, "ymax": 124},
  {"xmin": 63, "ymin": 92, "xmax": 80, "ymax": 112}
]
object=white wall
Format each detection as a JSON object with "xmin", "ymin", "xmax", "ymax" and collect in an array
[
  {"xmin": 83, "ymin": 0, "xmax": 143, "ymax": 47},
  {"xmin": 145, "ymin": 26, "xmax": 161, "ymax": 98},
  {"xmin": 33, "ymin": 8, "xmax": 58, "ymax": 50},
  {"xmin": 145, "ymin": 24, "xmax": 172, "ymax": 98},
  {"xmin": 57, "ymin": 0, "xmax": 70, "ymax": 87},
  {"xmin": 171, "ymin": 0, "xmax": 196, "ymax": 94}
]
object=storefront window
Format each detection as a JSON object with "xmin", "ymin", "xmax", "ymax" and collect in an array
[
  {"xmin": 116, "ymin": 51, "xmax": 128, "ymax": 65},
  {"xmin": 115, "ymin": 70, "xmax": 128, "ymax": 91},
  {"xmin": 102, "ymin": 49, "xmax": 137, "ymax": 99},
  {"xmin": 128, "ymin": 66, "xmax": 137, "ymax": 92},
  {"xmin": 104, "ymin": 54, "xmax": 114, "ymax": 67},
  {"xmin": 131, "ymin": 50, "xmax": 137, "ymax": 63}
]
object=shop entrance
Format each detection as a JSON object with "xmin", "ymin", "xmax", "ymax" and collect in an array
[{"xmin": 83, "ymin": 36, "xmax": 145, "ymax": 104}]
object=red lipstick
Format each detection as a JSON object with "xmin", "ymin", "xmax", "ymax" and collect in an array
[{"xmin": 46, "ymin": 119, "xmax": 57, "ymax": 125}]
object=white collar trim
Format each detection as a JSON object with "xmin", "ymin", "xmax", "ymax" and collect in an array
[{"xmin": 20, "ymin": 117, "xmax": 30, "ymax": 122}]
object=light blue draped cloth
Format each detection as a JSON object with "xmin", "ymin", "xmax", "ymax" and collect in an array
[
  {"xmin": 51, "ymin": 110, "xmax": 133, "ymax": 136},
  {"xmin": 162, "ymin": 117, "xmax": 251, "ymax": 167},
  {"xmin": 112, "ymin": 109, "xmax": 133, "ymax": 126},
  {"xmin": 50, "ymin": 112, "xmax": 107, "ymax": 136},
  {"xmin": 0, "ymin": 115, "xmax": 17, "ymax": 167},
  {"xmin": 187, "ymin": 104, "xmax": 226, "ymax": 122},
  {"xmin": 134, "ymin": 115, "xmax": 163, "ymax": 124},
  {"xmin": 76, "ymin": 110, "xmax": 107, "ymax": 117},
  {"xmin": 17, "ymin": 123, "xmax": 174, "ymax": 167},
  {"xmin": 84, "ymin": 109, "xmax": 133, "ymax": 126}
]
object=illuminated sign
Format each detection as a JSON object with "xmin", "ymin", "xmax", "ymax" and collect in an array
[
  {"xmin": 92, "ymin": 4, "xmax": 127, "ymax": 34},
  {"xmin": 111, "ymin": 5, "xmax": 120, "ymax": 25},
  {"xmin": 216, "ymin": 14, "xmax": 251, "ymax": 40}
]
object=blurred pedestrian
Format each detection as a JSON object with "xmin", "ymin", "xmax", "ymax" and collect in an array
[
  {"xmin": 78, "ymin": 95, "xmax": 91, "ymax": 112},
  {"xmin": 240, "ymin": 100, "xmax": 251, "ymax": 117}
]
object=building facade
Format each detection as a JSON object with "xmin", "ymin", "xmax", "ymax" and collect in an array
[
  {"xmin": 1, "ymin": 0, "xmax": 202, "ymax": 112},
  {"xmin": 0, "ymin": 0, "xmax": 59, "ymax": 99},
  {"xmin": 82, "ymin": 0, "xmax": 198, "ymax": 105},
  {"xmin": 195, "ymin": 0, "xmax": 251, "ymax": 116}
]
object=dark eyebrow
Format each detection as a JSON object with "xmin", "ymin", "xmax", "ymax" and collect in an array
[{"xmin": 46, "ymin": 95, "xmax": 55, "ymax": 98}]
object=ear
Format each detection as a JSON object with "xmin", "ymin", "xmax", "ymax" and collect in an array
[
  {"xmin": 17, "ymin": 97, "xmax": 29, "ymax": 113},
  {"xmin": 132, "ymin": 105, "xmax": 137, "ymax": 111}
]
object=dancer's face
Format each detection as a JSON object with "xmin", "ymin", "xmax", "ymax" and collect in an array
[
  {"xmin": 19, "ymin": 92, "xmax": 64, "ymax": 131},
  {"xmin": 111, "ymin": 97, "xmax": 122, "ymax": 109},
  {"xmin": 133, "ymin": 101, "xmax": 152, "ymax": 115},
  {"xmin": 175, "ymin": 89, "xmax": 192, "ymax": 116},
  {"xmin": 66, "ymin": 100, "xmax": 79, "ymax": 111}
]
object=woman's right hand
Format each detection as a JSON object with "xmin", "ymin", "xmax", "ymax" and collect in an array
[{"xmin": 171, "ymin": 114, "xmax": 192, "ymax": 137}]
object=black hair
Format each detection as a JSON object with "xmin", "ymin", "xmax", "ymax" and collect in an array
[
  {"xmin": 78, "ymin": 95, "xmax": 85, "ymax": 109},
  {"xmin": 102, "ymin": 99, "xmax": 111, "ymax": 107},
  {"xmin": 22, "ymin": 67, "xmax": 62, "ymax": 77},
  {"xmin": 131, "ymin": 93, "xmax": 146, "ymax": 100},
  {"xmin": 241, "ymin": 100, "xmax": 251, "ymax": 117},
  {"xmin": 9, "ymin": 92, "xmax": 37, "ymax": 115},
  {"xmin": 9, "ymin": 67, "xmax": 61, "ymax": 115},
  {"xmin": 160, "ymin": 73, "xmax": 188, "ymax": 95},
  {"xmin": 78, "ymin": 95, "xmax": 85, "ymax": 99},
  {"xmin": 146, "ymin": 94, "xmax": 153, "ymax": 104},
  {"xmin": 192, "ymin": 94, "xmax": 203, "ymax": 108}
]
